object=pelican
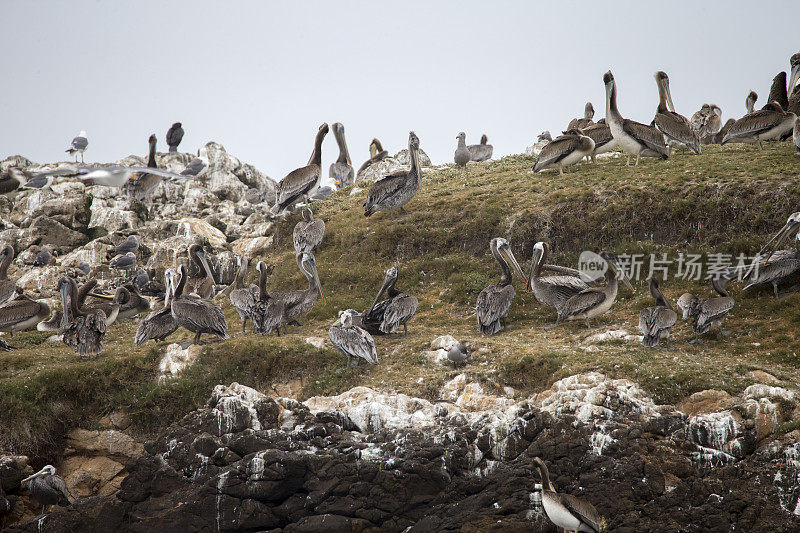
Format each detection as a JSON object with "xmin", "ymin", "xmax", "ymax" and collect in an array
[
  {"xmin": 556, "ymin": 254, "xmax": 633, "ymax": 327},
  {"xmin": 744, "ymin": 212, "xmax": 800, "ymax": 299},
  {"xmin": 766, "ymin": 72, "xmax": 790, "ymax": 110},
  {"xmin": 135, "ymin": 270, "xmax": 178, "ymax": 345},
  {"xmin": 690, "ymin": 104, "xmax": 723, "ymax": 144},
  {"xmin": 330, "ymin": 122, "xmax": 354, "ymax": 189},
  {"xmin": 66, "ymin": 131, "xmax": 88, "ymax": 162},
  {"xmin": 127, "ymin": 134, "xmax": 161, "ymax": 201},
  {"xmin": 794, "ymin": 116, "xmax": 800, "ymax": 154},
  {"xmin": 568, "ymin": 102, "xmax": 595, "ymax": 130},
  {"xmin": 454, "ymin": 132, "xmax": 471, "ymax": 167},
  {"xmin": 788, "ymin": 52, "xmax": 800, "ymax": 115},
  {"xmin": 579, "ymin": 122, "xmax": 618, "ymax": 163},
  {"xmin": 170, "ymin": 263, "xmax": 228, "ymax": 344},
  {"xmin": 526, "ymin": 242, "xmax": 590, "ymax": 316},
  {"xmin": 653, "ymin": 71, "xmax": 701, "ymax": 154},
  {"xmin": 677, "ymin": 277, "xmax": 734, "ymax": 335},
  {"xmin": 80, "ymin": 279, "xmax": 121, "ymax": 326},
  {"xmin": 364, "ymin": 131, "xmax": 422, "ymax": 219},
  {"xmin": 713, "ymin": 118, "xmax": 735, "ymax": 144},
  {"xmin": 356, "ymin": 138, "xmax": 389, "ymax": 177},
  {"xmin": 229, "ymin": 256, "xmax": 258, "ymax": 333},
  {"xmin": 475, "ymin": 237, "xmax": 527, "ymax": 335},
  {"xmin": 0, "ymin": 167, "xmax": 26, "ymax": 195},
  {"xmin": 363, "ymin": 266, "xmax": 418, "ymax": 334},
  {"xmin": 639, "ymin": 278, "xmax": 677, "ymax": 347},
  {"xmin": 59, "ymin": 276, "xmax": 107, "ymax": 356},
  {"xmin": 251, "ymin": 261, "xmax": 285, "ymax": 335},
  {"xmin": 533, "ymin": 457, "xmax": 602, "ymax": 533},
  {"xmin": 33, "ymin": 247, "xmax": 52, "ymax": 267},
  {"xmin": 468, "ymin": 134, "xmax": 493, "ymax": 162},
  {"xmin": 721, "ymin": 101, "xmax": 796, "ymax": 149},
  {"xmin": 21, "ymin": 465, "xmax": 71, "ymax": 516},
  {"xmin": 271, "ymin": 252, "xmax": 325, "ymax": 331},
  {"xmin": 113, "ymin": 285, "xmax": 151, "ymax": 320},
  {"xmin": 0, "ymin": 245, "xmax": 18, "ymax": 305},
  {"xmin": 271, "ymin": 123, "xmax": 329, "ymax": 214},
  {"xmin": 329, "ymin": 309, "xmax": 378, "ymax": 367},
  {"xmin": 293, "ymin": 207, "xmax": 325, "ymax": 254},
  {"xmin": 604, "ymin": 71, "xmax": 668, "ymax": 165},
  {"xmin": 37, "ymin": 278, "xmax": 97, "ymax": 332},
  {"xmin": 184, "ymin": 244, "xmax": 215, "ymax": 299},
  {"xmin": 533, "ymin": 129, "xmax": 595, "ymax": 174},
  {"xmin": 0, "ymin": 290, "xmax": 51, "ymax": 334},
  {"xmin": 166, "ymin": 122, "xmax": 184, "ymax": 153},
  {"xmin": 745, "ymin": 90, "xmax": 758, "ymax": 114}
]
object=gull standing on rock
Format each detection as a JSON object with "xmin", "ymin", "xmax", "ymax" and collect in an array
[
  {"xmin": 66, "ymin": 131, "xmax": 88, "ymax": 162},
  {"xmin": 110, "ymin": 235, "xmax": 139, "ymax": 257},
  {"xmin": 166, "ymin": 122, "xmax": 184, "ymax": 153},
  {"xmin": 181, "ymin": 156, "xmax": 209, "ymax": 184},
  {"xmin": 454, "ymin": 132, "xmax": 471, "ymax": 167},
  {"xmin": 33, "ymin": 247, "xmax": 53, "ymax": 267},
  {"xmin": 329, "ymin": 309, "xmax": 378, "ymax": 367},
  {"xmin": 271, "ymin": 123, "xmax": 329, "ymax": 215}
]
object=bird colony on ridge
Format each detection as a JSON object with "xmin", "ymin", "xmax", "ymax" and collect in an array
[{"xmin": 1, "ymin": 52, "xmax": 800, "ymax": 532}]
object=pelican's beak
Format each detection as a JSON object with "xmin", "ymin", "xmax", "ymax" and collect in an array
[
  {"xmin": 412, "ymin": 148, "xmax": 421, "ymax": 191},
  {"xmin": 526, "ymin": 247, "xmax": 542, "ymax": 291},
  {"xmin": 21, "ymin": 471, "xmax": 40, "ymax": 484},
  {"xmin": 759, "ymin": 219, "xmax": 800, "ymax": 262},
  {"xmin": 664, "ymin": 79, "xmax": 677, "ymax": 114},
  {"xmin": 607, "ymin": 257, "xmax": 634, "ymax": 291},
  {"xmin": 310, "ymin": 261, "xmax": 325, "ymax": 303},
  {"xmin": 88, "ymin": 292, "xmax": 115, "ymax": 301},
  {"xmin": 368, "ymin": 275, "xmax": 392, "ymax": 312},
  {"xmin": 789, "ymin": 64, "xmax": 800, "ymax": 100},
  {"xmin": 499, "ymin": 244, "xmax": 528, "ymax": 286}
]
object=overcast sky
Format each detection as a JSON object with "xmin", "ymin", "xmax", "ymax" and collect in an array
[{"xmin": 2, "ymin": 1, "xmax": 798, "ymax": 185}]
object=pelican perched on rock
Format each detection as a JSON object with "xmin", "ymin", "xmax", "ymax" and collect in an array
[
  {"xmin": 330, "ymin": 122, "xmax": 354, "ymax": 189},
  {"xmin": 0, "ymin": 245, "xmax": 18, "ymax": 305},
  {"xmin": 271, "ymin": 252, "xmax": 325, "ymax": 331},
  {"xmin": 475, "ymin": 237, "xmax": 527, "ymax": 335},
  {"xmin": 653, "ymin": 71, "xmax": 701, "ymax": 154},
  {"xmin": 21, "ymin": 465, "xmax": 71, "ymax": 516},
  {"xmin": 0, "ymin": 289, "xmax": 51, "ymax": 334},
  {"xmin": 66, "ymin": 131, "xmax": 88, "ymax": 162},
  {"xmin": 271, "ymin": 123, "xmax": 329, "ymax": 214},
  {"xmin": 329, "ymin": 309, "xmax": 378, "ymax": 367},
  {"xmin": 639, "ymin": 278, "xmax": 677, "ymax": 347},
  {"xmin": 454, "ymin": 132, "xmax": 471, "ymax": 167},
  {"xmin": 568, "ymin": 102, "xmax": 595, "ymax": 130},
  {"xmin": 251, "ymin": 261, "xmax": 285, "ymax": 335},
  {"xmin": 533, "ymin": 457, "xmax": 602, "ymax": 533},
  {"xmin": 229, "ymin": 256, "xmax": 258, "ymax": 333},
  {"xmin": 742, "ymin": 212, "xmax": 800, "ymax": 299},
  {"xmin": 556, "ymin": 254, "xmax": 633, "ymax": 328},
  {"xmin": 721, "ymin": 101, "xmax": 796, "ymax": 149},
  {"xmin": 171, "ymin": 263, "xmax": 228, "ymax": 344},
  {"xmin": 59, "ymin": 276, "xmax": 107, "ymax": 356},
  {"xmin": 579, "ymin": 122, "xmax": 618, "ymax": 163},
  {"xmin": 533, "ymin": 129, "xmax": 595, "ymax": 174},
  {"xmin": 185, "ymin": 244, "xmax": 214, "ymax": 299},
  {"xmin": 468, "ymin": 134, "xmax": 493, "ymax": 162},
  {"xmin": 293, "ymin": 207, "xmax": 325, "ymax": 254},
  {"xmin": 363, "ymin": 266, "xmax": 418, "ymax": 334},
  {"xmin": 745, "ymin": 90, "xmax": 758, "ymax": 114},
  {"xmin": 127, "ymin": 134, "xmax": 162, "ymax": 201},
  {"xmin": 135, "ymin": 270, "xmax": 178, "ymax": 345},
  {"xmin": 166, "ymin": 122, "xmax": 184, "ymax": 153},
  {"xmin": 604, "ymin": 71, "xmax": 668, "ymax": 165},
  {"xmin": 356, "ymin": 138, "xmax": 389, "ymax": 177},
  {"xmin": 364, "ymin": 131, "xmax": 422, "ymax": 219},
  {"xmin": 526, "ymin": 242, "xmax": 590, "ymax": 316},
  {"xmin": 677, "ymin": 277, "xmax": 734, "ymax": 335}
]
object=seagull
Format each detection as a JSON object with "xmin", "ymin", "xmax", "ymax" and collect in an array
[
  {"xmin": 76, "ymin": 262, "xmax": 91, "ymax": 275},
  {"xmin": 66, "ymin": 131, "xmax": 88, "ymax": 162},
  {"xmin": 181, "ymin": 156, "xmax": 209, "ymax": 186},
  {"xmin": 33, "ymin": 248, "xmax": 53, "ymax": 267},
  {"xmin": 166, "ymin": 122, "xmax": 184, "ymax": 153},
  {"xmin": 109, "ymin": 252, "xmax": 137, "ymax": 271}
]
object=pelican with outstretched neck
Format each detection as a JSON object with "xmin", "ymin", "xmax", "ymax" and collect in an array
[
  {"xmin": 251, "ymin": 261, "xmax": 285, "ymax": 335},
  {"xmin": 653, "ymin": 71, "xmax": 701, "ymax": 154},
  {"xmin": 135, "ymin": 269, "xmax": 179, "ymax": 345},
  {"xmin": 555, "ymin": 253, "xmax": 633, "ymax": 328},
  {"xmin": 364, "ymin": 131, "xmax": 422, "ymax": 220},
  {"xmin": 271, "ymin": 123, "xmax": 329, "ymax": 214},
  {"xmin": 271, "ymin": 252, "xmax": 325, "ymax": 332},
  {"xmin": 639, "ymin": 278, "xmax": 677, "ymax": 347},
  {"xmin": 533, "ymin": 457, "xmax": 603, "ymax": 533},
  {"xmin": 330, "ymin": 122, "xmax": 354, "ymax": 189},
  {"xmin": 677, "ymin": 277, "xmax": 734, "ymax": 335},
  {"xmin": 526, "ymin": 242, "xmax": 590, "ymax": 316},
  {"xmin": 788, "ymin": 52, "xmax": 800, "ymax": 116},
  {"xmin": 743, "ymin": 212, "xmax": 800, "ymax": 299},
  {"xmin": 363, "ymin": 266, "xmax": 419, "ymax": 334},
  {"xmin": 170, "ymin": 263, "xmax": 228, "ymax": 344},
  {"xmin": 126, "ymin": 134, "xmax": 161, "ymax": 201},
  {"xmin": 604, "ymin": 71, "xmax": 668, "ymax": 165},
  {"xmin": 533, "ymin": 129, "xmax": 595, "ymax": 174},
  {"xmin": 568, "ymin": 102, "xmax": 595, "ymax": 130},
  {"xmin": 475, "ymin": 238, "xmax": 527, "ymax": 335}
]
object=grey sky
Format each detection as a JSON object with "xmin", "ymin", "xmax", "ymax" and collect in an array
[{"xmin": 2, "ymin": 1, "xmax": 798, "ymax": 186}]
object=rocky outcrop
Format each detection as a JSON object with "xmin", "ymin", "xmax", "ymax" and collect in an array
[
  {"xmin": 357, "ymin": 148, "xmax": 432, "ymax": 183},
  {"xmin": 6, "ymin": 374, "xmax": 800, "ymax": 532}
]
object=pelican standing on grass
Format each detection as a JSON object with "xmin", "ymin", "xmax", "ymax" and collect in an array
[
  {"xmin": 533, "ymin": 129, "xmax": 595, "ymax": 174},
  {"xmin": 639, "ymin": 278, "xmax": 678, "ymax": 347},
  {"xmin": 568, "ymin": 102, "xmax": 595, "ymax": 130},
  {"xmin": 526, "ymin": 242, "xmax": 590, "ymax": 315},
  {"xmin": 363, "ymin": 266, "xmax": 418, "ymax": 334},
  {"xmin": 604, "ymin": 71, "xmax": 668, "ymax": 165},
  {"xmin": 468, "ymin": 134, "xmax": 493, "ymax": 162},
  {"xmin": 59, "ymin": 276, "xmax": 107, "ymax": 356},
  {"xmin": 677, "ymin": 277, "xmax": 734, "ymax": 335},
  {"xmin": 364, "ymin": 131, "xmax": 422, "ymax": 220},
  {"xmin": 744, "ymin": 212, "xmax": 800, "ymax": 299},
  {"xmin": 330, "ymin": 122, "xmax": 354, "ymax": 188},
  {"xmin": 475, "ymin": 238, "xmax": 527, "ymax": 335},
  {"xmin": 721, "ymin": 101, "xmax": 796, "ymax": 149},
  {"xmin": 271, "ymin": 252, "xmax": 325, "ymax": 331},
  {"xmin": 271, "ymin": 123, "xmax": 329, "ymax": 214},
  {"xmin": 652, "ymin": 71, "xmax": 701, "ymax": 154},
  {"xmin": 293, "ymin": 207, "xmax": 325, "ymax": 254},
  {"xmin": 533, "ymin": 458, "xmax": 603, "ymax": 533},
  {"xmin": 21, "ymin": 465, "xmax": 71, "ymax": 516},
  {"xmin": 555, "ymin": 253, "xmax": 633, "ymax": 328},
  {"xmin": 170, "ymin": 264, "xmax": 228, "ymax": 344},
  {"xmin": 579, "ymin": 122, "xmax": 618, "ymax": 163},
  {"xmin": 135, "ymin": 270, "xmax": 178, "ymax": 345},
  {"xmin": 251, "ymin": 261, "xmax": 285, "ymax": 335},
  {"xmin": 329, "ymin": 309, "xmax": 378, "ymax": 367},
  {"xmin": 229, "ymin": 256, "xmax": 258, "ymax": 333}
]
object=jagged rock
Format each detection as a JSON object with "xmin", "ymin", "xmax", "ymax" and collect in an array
[
  {"xmin": 198, "ymin": 142, "xmax": 277, "ymax": 203},
  {"xmin": 176, "ymin": 218, "xmax": 227, "ymax": 248},
  {"xmin": 61, "ymin": 456, "xmax": 125, "ymax": 498},
  {"xmin": 14, "ymin": 265, "xmax": 61, "ymax": 297},
  {"xmin": 231, "ymin": 236, "xmax": 274, "ymax": 257},
  {"xmin": 394, "ymin": 148, "xmax": 432, "ymax": 167},
  {"xmin": 65, "ymin": 429, "xmax": 144, "ymax": 462},
  {"xmin": 23, "ymin": 216, "xmax": 87, "ymax": 252},
  {"xmin": 89, "ymin": 197, "xmax": 143, "ymax": 233},
  {"xmin": 158, "ymin": 344, "xmax": 203, "ymax": 381}
]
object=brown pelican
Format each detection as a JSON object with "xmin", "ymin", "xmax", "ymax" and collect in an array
[
  {"xmin": 271, "ymin": 123, "xmax": 329, "ymax": 214},
  {"xmin": 794, "ymin": 116, "xmax": 800, "ymax": 154},
  {"xmin": 568, "ymin": 102, "xmax": 595, "ymax": 130},
  {"xmin": 0, "ymin": 289, "xmax": 51, "ymax": 334},
  {"xmin": 37, "ymin": 278, "xmax": 97, "ymax": 332},
  {"xmin": 468, "ymin": 134, "xmax": 493, "ymax": 162},
  {"xmin": 81, "ymin": 280, "xmax": 121, "ymax": 326},
  {"xmin": 135, "ymin": 269, "xmax": 178, "ymax": 345},
  {"xmin": 788, "ymin": 52, "xmax": 800, "ymax": 116},
  {"xmin": 293, "ymin": 207, "xmax": 325, "ymax": 254},
  {"xmin": 171, "ymin": 263, "xmax": 228, "ymax": 344},
  {"xmin": 364, "ymin": 266, "xmax": 418, "ymax": 334},
  {"xmin": 454, "ymin": 132, "xmax": 471, "ymax": 167},
  {"xmin": 185, "ymin": 244, "xmax": 214, "ymax": 299},
  {"xmin": 59, "ymin": 276, "xmax": 107, "ymax": 356},
  {"xmin": 556, "ymin": 254, "xmax": 633, "ymax": 327},
  {"xmin": 66, "ymin": 131, "xmax": 88, "ymax": 162},
  {"xmin": 766, "ymin": 72, "xmax": 790, "ymax": 110},
  {"xmin": 526, "ymin": 242, "xmax": 590, "ymax": 316},
  {"xmin": 127, "ymin": 134, "xmax": 161, "ymax": 201},
  {"xmin": 329, "ymin": 309, "xmax": 378, "ymax": 367},
  {"xmin": 713, "ymin": 118, "xmax": 736, "ymax": 144},
  {"xmin": 229, "ymin": 256, "xmax": 258, "ymax": 333},
  {"xmin": 690, "ymin": 104, "xmax": 723, "ymax": 143},
  {"xmin": 745, "ymin": 90, "xmax": 758, "ymax": 114},
  {"xmin": 271, "ymin": 251, "xmax": 325, "ymax": 331},
  {"xmin": 330, "ymin": 122, "xmax": 354, "ymax": 189},
  {"xmin": 744, "ymin": 212, "xmax": 800, "ymax": 299},
  {"xmin": 33, "ymin": 247, "xmax": 53, "ymax": 267},
  {"xmin": 639, "ymin": 278, "xmax": 677, "ymax": 347},
  {"xmin": 604, "ymin": 71, "xmax": 668, "ymax": 165},
  {"xmin": 21, "ymin": 465, "xmax": 71, "ymax": 516},
  {"xmin": 364, "ymin": 131, "xmax": 422, "ymax": 219},
  {"xmin": 721, "ymin": 101, "xmax": 796, "ymax": 149},
  {"xmin": 0, "ymin": 167, "xmax": 26, "ymax": 195},
  {"xmin": 653, "ymin": 71, "xmax": 701, "ymax": 154},
  {"xmin": 0, "ymin": 245, "xmax": 18, "ymax": 305},
  {"xmin": 475, "ymin": 237, "xmax": 527, "ymax": 335},
  {"xmin": 677, "ymin": 277, "xmax": 734, "ymax": 335},
  {"xmin": 356, "ymin": 138, "xmax": 389, "ymax": 177},
  {"xmin": 533, "ymin": 457, "xmax": 602, "ymax": 533},
  {"xmin": 579, "ymin": 123, "xmax": 618, "ymax": 163},
  {"xmin": 166, "ymin": 122, "xmax": 184, "ymax": 153},
  {"xmin": 251, "ymin": 261, "xmax": 285, "ymax": 335},
  {"xmin": 114, "ymin": 285, "xmax": 151, "ymax": 319},
  {"xmin": 533, "ymin": 129, "xmax": 595, "ymax": 174}
]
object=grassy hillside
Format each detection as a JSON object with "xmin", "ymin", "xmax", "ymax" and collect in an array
[{"xmin": 2, "ymin": 143, "xmax": 800, "ymax": 459}]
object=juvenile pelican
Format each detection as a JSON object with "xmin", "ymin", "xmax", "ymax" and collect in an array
[
  {"xmin": 170, "ymin": 264, "xmax": 228, "ymax": 344},
  {"xmin": 746, "ymin": 90, "xmax": 758, "ymax": 114},
  {"xmin": 556, "ymin": 254, "xmax": 633, "ymax": 327},
  {"xmin": 475, "ymin": 238, "xmax": 527, "ymax": 335},
  {"xmin": 364, "ymin": 131, "xmax": 422, "ymax": 219},
  {"xmin": 185, "ymin": 244, "xmax": 214, "ymax": 299},
  {"xmin": 229, "ymin": 256, "xmax": 258, "ymax": 333},
  {"xmin": 21, "ymin": 465, "xmax": 71, "ymax": 516},
  {"xmin": 329, "ymin": 122, "xmax": 354, "ymax": 188},
  {"xmin": 721, "ymin": 101, "xmax": 796, "ymax": 149},
  {"xmin": 579, "ymin": 123, "xmax": 618, "ymax": 163},
  {"xmin": 66, "ymin": 131, "xmax": 88, "ymax": 162},
  {"xmin": 653, "ymin": 71, "xmax": 701, "ymax": 154},
  {"xmin": 166, "ymin": 122, "xmax": 184, "ymax": 153},
  {"xmin": 789, "ymin": 52, "xmax": 800, "ymax": 116},
  {"xmin": 639, "ymin": 278, "xmax": 678, "ymax": 347},
  {"xmin": 691, "ymin": 104, "xmax": 723, "ymax": 143},
  {"xmin": 363, "ymin": 266, "xmax": 418, "ymax": 334},
  {"xmin": 604, "ymin": 71, "xmax": 669, "ymax": 165},
  {"xmin": 744, "ymin": 212, "xmax": 800, "ymax": 299},
  {"xmin": 713, "ymin": 118, "xmax": 735, "ymax": 144},
  {"xmin": 468, "ymin": 134, "xmax": 493, "ymax": 162},
  {"xmin": 271, "ymin": 123, "xmax": 329, "ymax": 214},
  {"xmin": 135, "ymin": 270, "xmax": 178, "ymax": 345},
  {"xmin": 356, "ymin": 138, "xmax": 389, "ymax": 177},
  {"xmin": 567, "ymin": 102, "xmax": 595, "ymax": 130},
  {"xmin": 329, "ymin": 309, "xmax": 378, "ymax": 367},
  {"xmin": 271, "ymin": 252, "xmax": 325, "ymax": 331},
  {"xmin": 59, "ymin": 276, "xmax": 107, "ymax": 356},
  {"xmin": 677, "ymin": 277, "xmax": 734, "ymax": 335},
  {"xmin": 293, "ymin": 207, "xmax": 325, "ymax": 254},
  {"xmin": 251, "ymin": 261, "xmax": 285, "ymax": 335},
  {"xmin": 526, "ymin": 242, "xmax": 590, "ymax": 316},
  {"xmin": 0, "ymin": 167, "xmax": 26, "ymax": 195},
  {"xmin": 0, "ymin": 290, "xmax": 51, "ymax": 333},
  {"xmin": 533, "ymin": 457, "xmax": 602, "ymax": 533},
  {"xmin": 454, "ymin": 132, "xmax": 471, "ymax": 167},
  {"xmin": 533, "ymin": 129, "xmax": 595, "ymax": 174},
  {"xmin": 794, "ymin": 116, "xmax": 800, "ymax": 154},
  {"xmin": 0, "ymin": 245, "xmax": 17, "ymax": 305}
]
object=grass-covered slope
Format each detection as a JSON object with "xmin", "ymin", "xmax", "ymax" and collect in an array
[{"xmin": 2, "ymin": 143, "xmax": 800, "ymax": 458}]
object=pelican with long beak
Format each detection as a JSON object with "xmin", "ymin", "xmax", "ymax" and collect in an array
[
  {"xmin": 330, "ymin": 122, "xmax": 354, "ymax": 189},
  {"xmin": 533, "ymin": 457, "xmax": 603, "ymax": 533},
  {"xmin": 21, "ymin": 465, "xmax": 71, "ymax": 516},
  {"xmin": 475, "ymin": 237, "xmax": 527, "ymax": 335},
  {"xmin": 363, "ymin": 266, "xmax": 419, "ymax": 334},
  {"xmin": 653, "ymin": 71, "xmax": 701, "ymax": 154},
  {"xmin": 639, "ymin": 278, "xmax": 677, "ymax": 347},
  {"xmin": 787, "ymin": 52, "xmax": 800, "ymax": 116},
  {"xmin": 741, "ymin": 212, "xmax": 800, "ymax": 299},
  {"xmin": 526, "ymin": 242, "xmax": 590, "ymax": 317},
  {"xmin": 271, "ymin": 251, "xmax": 325, "ymax": 332},
  {"xmin": 364, "ymin": 131, "xmax": 422, "ymax": 219}
]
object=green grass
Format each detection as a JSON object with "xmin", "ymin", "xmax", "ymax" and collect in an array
[{"xmin": 2, "ymin": 142, "xmax": 800, "ymax": 460}]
